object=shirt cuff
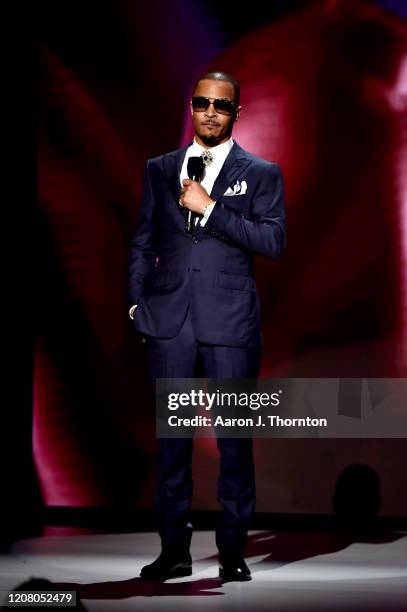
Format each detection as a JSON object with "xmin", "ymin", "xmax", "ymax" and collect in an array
[
  {"xmin": 200, "ymin": 201, "xmax": 216, "ymax": 227},
  {"xmin": 129, "ymin": 305, "xmax": 138, "ymax": 320}
]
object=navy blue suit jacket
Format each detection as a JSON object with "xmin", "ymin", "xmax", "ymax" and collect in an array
[{"xmin": 128, "ymin": 141, "xmax": 286, "ymax": 347}]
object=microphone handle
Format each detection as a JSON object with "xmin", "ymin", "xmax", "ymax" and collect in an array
[
  {"xmin": 185, "ymin": 173, "xmax": 201, "ymax": 234},
  {"xmin": 186, "ymin": 209, "xmax": 193, "ymax": 233}
]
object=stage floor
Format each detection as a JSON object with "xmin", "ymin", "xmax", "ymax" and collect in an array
[{"xmin": 1, "ymin": 529, "xmax": 407, "ymax": 611}]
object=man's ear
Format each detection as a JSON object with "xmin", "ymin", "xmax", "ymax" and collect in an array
[
  {"xmin": 234, "ymin": 105, "xmax": 242, "ymax": 122},
  {"xmin": 190, "ymin": 101, "xmax": 194, "ymax": 117}
]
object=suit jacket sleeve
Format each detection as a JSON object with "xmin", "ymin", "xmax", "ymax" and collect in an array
[
  {"xmin": 202, "ymin": 163, "xmax": 286, "ymax": 259},
  {"xmin": 127, "ymin": 160, "xmax": 157, "ymax": 308}
]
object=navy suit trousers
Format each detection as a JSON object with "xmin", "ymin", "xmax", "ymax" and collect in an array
[{"xmin": 145, "ymin": 305, "xmax": 262, "ymax": 557}]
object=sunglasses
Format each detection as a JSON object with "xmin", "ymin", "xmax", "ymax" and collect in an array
[{"xmin": 191, "ymin": 96, "xmax": 236, "ymax": 116}]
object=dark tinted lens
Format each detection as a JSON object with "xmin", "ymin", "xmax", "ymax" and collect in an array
[
  {"xmin": 192, "ymin": 96, "xmax": 209, "ymax": 111},
  {"xmin": 213, "ymin": 99, "xmax": 235, "ymax": 115}
]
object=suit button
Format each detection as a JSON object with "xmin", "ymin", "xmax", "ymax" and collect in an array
[{"xmin": 192, "ymin": 238, "xmax": 198, "ymax": 244}]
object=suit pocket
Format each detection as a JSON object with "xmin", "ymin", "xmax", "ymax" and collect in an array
[
  {"xmin": 223, "ymin": 192, "xmax": 247, "ymax": 198},
  {"xmin": 217, "ymin": 271, "xmax": 253, "ymax": 292},
  {"xmin": 220, "ymin": 194, "xmax": 247, "ymax": 205}
]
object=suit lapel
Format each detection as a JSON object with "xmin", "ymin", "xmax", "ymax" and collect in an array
[
  {"xmin": 209, "ymin": 142, "xmax": 252, "ymax": 202},
  {"xmin": 163, "ymin": 143, "xmax": 190, "ymax": 204}
]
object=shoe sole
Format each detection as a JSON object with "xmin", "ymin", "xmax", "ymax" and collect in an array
[
  {"xmin": 169, "ymin": 565, "xmax": 192, "ymax": 578},
  {"xmin": 140, "ymin": 563, "xmax": 192, "ymax": 581},
  {"xmin": 219, "ymin": 569, "xmax": 252, "ymax": 582}
]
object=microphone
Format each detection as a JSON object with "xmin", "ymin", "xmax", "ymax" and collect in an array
[{"xmin": 185, "ymin": 156, "xmax": 205, "ymax": 234}]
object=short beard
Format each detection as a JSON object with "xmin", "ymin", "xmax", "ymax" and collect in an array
[
  {"xmin": 199, "ymin": 133, "xmax": 220, "ymax": 147},
  {"xmin": 198, "ymin": 123, "xmax": 233, "ymax": 147}
]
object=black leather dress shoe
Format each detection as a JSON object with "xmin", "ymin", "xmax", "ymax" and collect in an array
[
  {"xmin": 140, "ymin": 550, "xmax": 192, "ymax": 580},
  {"xmin": 218, "ymin": 557, "xmax": 252, "ymax": 582}
]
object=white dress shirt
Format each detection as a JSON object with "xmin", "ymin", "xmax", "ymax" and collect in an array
[{"xmin": 129, "ymin": 138, "xmax": 234, "ymax": 319}]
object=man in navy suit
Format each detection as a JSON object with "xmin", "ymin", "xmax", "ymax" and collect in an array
[{"xmin": 128, "ymin": 71, "xmax": 286, "ymax": 582}]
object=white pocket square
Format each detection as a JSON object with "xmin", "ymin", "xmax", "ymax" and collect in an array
[{"xmin": 223, "ymin": 180, "xmax": 248, "ymax": 196}]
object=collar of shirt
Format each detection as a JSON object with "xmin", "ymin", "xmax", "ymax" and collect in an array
[
  {"xmin": 180, "ymin": 137, "xmax": 234, "ymax": 194},
  {"xmin": 189, "ymin": 137, "xmax": 234, "ymax": 161}
]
